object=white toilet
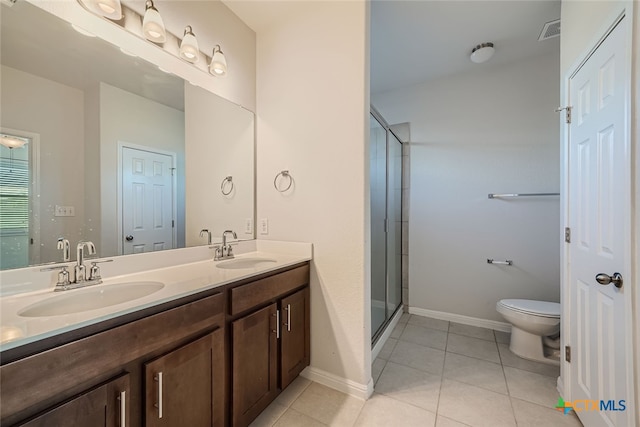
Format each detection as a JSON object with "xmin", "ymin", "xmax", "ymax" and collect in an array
[{"xmin": 496, "ymin": 299, "xmax": 561, "ymax": 366}]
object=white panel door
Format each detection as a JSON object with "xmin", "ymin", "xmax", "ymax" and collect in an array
[
  {"xmin": 122, "ymin": 147, "xmax": 174, "ymax": 255},
  {"xmin": 568, "ymin": 16, "xmax": 633, "ymax": 427}
]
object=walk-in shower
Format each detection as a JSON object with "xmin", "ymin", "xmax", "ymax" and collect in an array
[{"xmin": 370, "ymin": 107, "xmax": 402, "ymax": 343}]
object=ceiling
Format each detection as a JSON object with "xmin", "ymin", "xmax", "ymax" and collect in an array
[
  {"xmin": 1, "ymin": 0, "xmax": 184, "ymax": 111},
  {"xmin": 370, "ymin": 0, "xmax": 561, "ymax": 94}
]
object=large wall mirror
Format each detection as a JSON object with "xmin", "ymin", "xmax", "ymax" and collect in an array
[{"xmin": 0, "ymin": 0, "xmax": 255, "ymax": 270}]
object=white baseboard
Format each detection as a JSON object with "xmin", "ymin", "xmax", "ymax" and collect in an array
[
  {"xmin": 372, "ymin": 308, "xmax": 403, "ymax": 361},
  {"xmin": 409, "ymin": 307, "xmax": 511, "ymax": 332},
  {"xmin": 301, "ymin": 366, "xmax": 372, "ymax": 400}
]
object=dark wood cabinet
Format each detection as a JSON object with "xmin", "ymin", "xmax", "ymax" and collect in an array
[
  {"xmin": 229, "ymin": 264, "xmax": 310, "ymax": 427},
  {"xmin": 280, "ymin": 287, "xmax": 310, "ymax": 389},
  {"xmin": 232, "ymin": 303, "xmax": 279, "ymax": 427},
  {"xmin": 18, "ymin": 373, "xmax": 130, "ymax": 427},
  {"xmin": 1, "ymin": 262, "xmax": 310, "ymax": 427},
  {"xmin": 144, "ymin": 328, "xmax": 224, "ymax": 427}
]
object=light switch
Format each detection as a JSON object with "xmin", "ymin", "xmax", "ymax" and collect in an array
[
  {"xmin": 54, "ymin": 205, "xmax": 76, "ymax": 217},
  {"xmin": 245, "ymin": 218, "xmax": 253, "ymax": 234}
]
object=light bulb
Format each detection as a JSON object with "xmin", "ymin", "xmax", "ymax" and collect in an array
[
  {"xmin": 179, "ymin": 26, "xmax": 200, "ymax": 63},
  {"xmin": 209, "ymin": 45, "xmax": 227, "ymax": 77},
  {"xmin": 142, "ymin": 0, "xmax": 166, "ymax": 43}
]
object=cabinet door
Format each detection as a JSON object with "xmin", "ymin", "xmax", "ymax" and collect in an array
[
  {"xmin": 19, "ymin": 373, "xmax": 130, "ymax": 427},
  {"xmin": 144, "ymin": 328, "xmax": 224, "ymax": 427},
  {"xmin": 280, "ymin": 287, "xmax": 310, "ymax": 388},
  {"xmin": 232, "ymin": 303, "xmax": 278, "ymax": 427}
]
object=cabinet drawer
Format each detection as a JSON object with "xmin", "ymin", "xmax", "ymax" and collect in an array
[{"xmin": 229, "ymin": 264, "xmax": 310, "ymax": 316}]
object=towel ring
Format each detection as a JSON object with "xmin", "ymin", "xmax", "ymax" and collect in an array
[
  {"xmin": 273, "ymin": 170, "xmax": 293, "ymax": 192},
  {"xmin": 221, "ymin": 176, "xmax": 234, "ymax": 195}
]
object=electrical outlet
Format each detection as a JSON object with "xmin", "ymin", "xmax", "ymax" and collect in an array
[
  {"xmin": 259, "ymin": 218, "xmax": 269, "ymax": 235},
  {"xmin": 245, "ymin": 218, "xmax": 253, "ymax": 234}
]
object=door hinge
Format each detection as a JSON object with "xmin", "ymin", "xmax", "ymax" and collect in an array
[
  {"xmin": 565, "ymin": 345, "xmax": 571, "ymax": 363},
  {"xmin": 384, "ymin": 218, "xmax": 389, "ymax": 233},
  {"xmin": 565, "ymin": 227, "xmax": 571, "ymax": 243},
  {"xmin": 172, "ymin": 220, "xmax": 175, "ymax": 228},
  {"xmin": 556, "ymin": 106, "xmax": 572, "ymax": 124}
]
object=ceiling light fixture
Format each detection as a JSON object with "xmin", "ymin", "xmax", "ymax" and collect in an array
[
  {"xmin": 209, "ymin": 45, "xmax": 227, "ymax": 76},
  {"xmin": 470, "ymin": 42, "xmax": 495, "ymax": 64},
  {"xmin": 179, "ymin": 26, "xmax": 199, "ymax": 63},
  {"xmin": 142, "ymin": 0, "xmax": 166, "ymax": 43},
  {"xmin": 79, "ymin": 0, "xmax": 122, "ymax": 20},
  {"xmin": 0, "ymin": 135, "xmax": 27, "ymax": 149}
]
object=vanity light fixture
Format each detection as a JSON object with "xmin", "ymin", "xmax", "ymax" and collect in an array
[
  {"xmin": 470, "ymin": 42, "xmax": 495, "ymax": 64},
  {"xmin": 179, "ymin": 26, "xmax": 199, "ymax": 63},
  {"xmin": 79, "ymin": 0, "xmax": 122, "ymax": 20},
  {"xmin": 209, "ymin": 45, "xmax": 227, "ymax": 76},
  {"xmin": 142, "ymin": 0, "xmax": 166, "ymax": 43}
]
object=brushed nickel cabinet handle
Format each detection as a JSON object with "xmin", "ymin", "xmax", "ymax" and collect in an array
[
  {"xmin": 286, "ymin": 304, "xmax": 291, "ymax": 332},
  {"xmin": 154, "ymin": 372, "xmax": 163, "ymax": 418},
  {"xmin": 118, "ymin": 390, "xmax": 126, "ymax": 427}
]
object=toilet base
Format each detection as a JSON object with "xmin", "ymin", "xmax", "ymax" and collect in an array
[{"xmin": 509, "ymin": 326, "xmax": 560, "ymax": 366}]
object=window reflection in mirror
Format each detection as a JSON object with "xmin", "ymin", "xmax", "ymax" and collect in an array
[{"xmin": 0, "ymin": 1, "xmax": 255, "ymax": 270}]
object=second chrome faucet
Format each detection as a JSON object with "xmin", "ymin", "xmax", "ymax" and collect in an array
[{"xmin": 214, "ymin": 230, "xmax": 237, "ymax": 261}]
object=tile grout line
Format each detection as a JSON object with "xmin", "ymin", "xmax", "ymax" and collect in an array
[
  {"xmin": 496, "ymin": 334, "xmax": 519, "ymax": 426},
  {"xmin": 433, "ymin": 327, "xmax": 450, "ymax": 424}
]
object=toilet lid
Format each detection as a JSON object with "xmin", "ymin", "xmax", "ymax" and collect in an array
[{"xmin": 499, "ymin": 299, "xmax": 561, "ymax": 317}]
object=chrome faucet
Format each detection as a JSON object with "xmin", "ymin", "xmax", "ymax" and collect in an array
[
  {"xmin": 75, "ymin": 241, "xmax": 96, "ymax": 283},
  {"xmin": 57, "ymin": 237, "xmax": 70, "ymax": 262},
  {"xmin": 200, "ymin": 229, "xmax": 212, "ymax": 245},
  {"xmin": 42, "ymin": 240, "xmax": 112, "ymax": 291},
  {"xmin": 214, "ymin": 230, "xmax": 237, "ymax": 261}
]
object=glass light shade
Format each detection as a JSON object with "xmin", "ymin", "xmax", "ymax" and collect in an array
[
  {"xmin": 209, "ymin": 46, "xmax": 227, "ymax": 76},
  {"xmin": 79, "ymin": 0, "xmax": 122, "ymax": 20},
  {"xmin": 470, "ymin": 43, "xmax": 495, "ymax": 64},
  {"xmin": 1, "ymin": 135, "xmax": 27, "ymax": 149},
  {"xmin": 143, "ymin": 4, "xmax": 166, "ymax": 43},
  {"xmin": 180, "ymin": 27, "xmax": 199, "ymax": 63}
]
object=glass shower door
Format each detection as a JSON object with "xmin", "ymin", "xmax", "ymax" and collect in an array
[
  {"xmin": 386, "ymin": 132, "xmax": 402, "ymax": 316},
  {"xmin": 370, "ymin": 111, "xmax": 403, "ymax": 341},
  {"xmin": 370, "ymin": 115, "xmax": 387, "ymax": 337}
]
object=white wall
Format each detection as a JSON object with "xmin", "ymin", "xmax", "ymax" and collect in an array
[
  {"xmin": 254, "ymin": 1, "xmax": 371, "ymax": 393},
  {"xmin": 0, "ymin": 65, "xmax": 85, "ymax": 264},
  {"xmin": 373, "ymin": 52, "xmax": 561, "ymax": 322},
  {"xmin": 98, "ymin": 83, "xmax": 185, "ymax": 256},
  {"xmin": 184, "ymin": 83, "xmax": 254, "ymax": 245}
]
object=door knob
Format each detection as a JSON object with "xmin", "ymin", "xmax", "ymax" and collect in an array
[
  {"xmin": 125, "ymin": 235, "xmax": 134, "ymax": 241},
  {"xmin": 595, "ymin": 272, "xmax": 623, "ymax": 289}
]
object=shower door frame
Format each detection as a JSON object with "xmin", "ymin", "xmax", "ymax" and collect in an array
[{"xmin": 370, "ymin": 106, "xmax": 403, "ymax": 345}]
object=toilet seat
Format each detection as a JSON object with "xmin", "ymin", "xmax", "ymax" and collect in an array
[{"xmin": 498, "ymin": 299, "xmax": 560, "ymax": 318}]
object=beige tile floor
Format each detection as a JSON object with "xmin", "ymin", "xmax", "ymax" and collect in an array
[{"xmin": 250, "ymin": 313, "xmax": 584, "ymax": 427}]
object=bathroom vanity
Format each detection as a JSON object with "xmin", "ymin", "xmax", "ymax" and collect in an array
[{"xmin": 0, "ymin": 246, "xmax": 311, "ymax": 427}]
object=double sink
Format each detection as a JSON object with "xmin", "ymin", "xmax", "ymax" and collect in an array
[{"xmin": 18, "ymin": 257, "xmax": 277, "ymax": 318}]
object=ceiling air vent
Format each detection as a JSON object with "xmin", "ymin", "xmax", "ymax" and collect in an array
[{"xmin": 539, "ymin": 19, "xmax": 561, "ymax": 41}]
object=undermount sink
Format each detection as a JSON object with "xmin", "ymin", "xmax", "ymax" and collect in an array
[
  {"xmin": 18, "ymin": 281, "xmax": 165, "ymax": 317},
  {"xmin": 216, "ymin": 257, "xmax": 277, "ymax": 270}
]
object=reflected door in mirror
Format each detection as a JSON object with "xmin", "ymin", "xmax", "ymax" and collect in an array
[{"xmin": 122, "ymin": 146, "xmax": 175, "ymax": 254}]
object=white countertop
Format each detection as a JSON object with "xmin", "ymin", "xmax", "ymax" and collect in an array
[{"xmin": 0, "ymin": 243, "xmax": 312, "ymax": 353}]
